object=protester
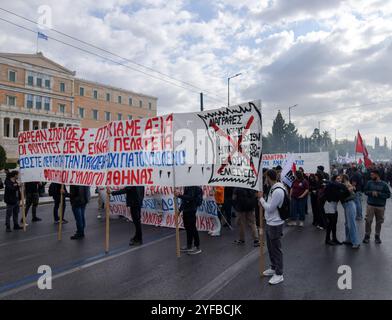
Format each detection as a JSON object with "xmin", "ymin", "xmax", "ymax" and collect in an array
[
  {"xmin": 175, "ymin": 186, "xmax": 203, "ymax": 255},
  {"xmin": 363, "ymin": 169, "xmax": 391, "ymax": 244},
  {"xmin": 96, "ymin": 187, "xmax": 105, "ymax": 219},
  {"xmin": 49, "ymin": 183, "xmax": 69, "ymax": 224},
  {"xmin": 309, "ymin": 174, "xmax": 322, "ymax": 228},
  {"xmin": 275, "ymin": 165, "xmax": 283, "ymax": 181},
  {"xmin": 4, "ymin": 171, "xmax": 22, "ymax": 232},
  {"xmin": 350, "ymin": 167, "xmax": 364, "ymax": 221},
  {"xmin": 317, "ymin": 165, "xmax": 330, "ymax": 180},
  {"xmin": 69, "ymin": 185, "xmax": 90, "ymax": 240},
  {"xmin": 223, "ymin": 187, "xmax": 234, "ymax": 227},
  {"xmin": 340, "ymin": 174, "xmax": 361, "ymax": 249},
  {"xmin": 24, "ymin": 181, "xmax": 41, "ymax": 222},
  {"xmin": 211, "ymin": 186, "xmax": 225, "ymax": 236},
  {"xmin": 322, "ymin": 175, "xmax": 343, "ymax": 245},
  {"xmin": 232, "ymin": 187, "xmax": 260, "ymax": 247},
  {"xmin": 259, "ymin": 169, "xmax": 285, "ymax": 285},
  {"xmin": 112, "ymin": 186, "xmax": 145, "ymax": 245},
  {"xmin": 288, "ymin": 171, "xmax": 309, "ymax": 227}
]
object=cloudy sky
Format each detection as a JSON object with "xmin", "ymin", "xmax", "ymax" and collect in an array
[{"xmin": 1, "ymin": 0, "xmax": 392, "ymax": 146}]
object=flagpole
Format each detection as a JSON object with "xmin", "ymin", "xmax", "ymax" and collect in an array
[{"xmin": 36, "ymin": 33, "xmax": 39, "ymax": 53}]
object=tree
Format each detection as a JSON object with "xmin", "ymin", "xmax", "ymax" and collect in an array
[
  {"xmin": 0, "ymin": 145, "xmax": 6, "ymax": 170},
  {"xmin": 270, "ymin": 110, "xmax": 286, "ymax": 153}
]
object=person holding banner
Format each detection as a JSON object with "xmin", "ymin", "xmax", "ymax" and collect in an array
[
  {"xmin": 4, "ymin": 171, "xmax": 23, "ymax": 232},
  {"xmin": 111, "ymin": 186, "xmax": 145, "ymax": 245},
  {"xmin": 258, "ymin": 169, "xmax": 286, "ymax": 285},
  {"xmin": 232, "ymin": 187, "xmax": 260, "ymax": 247},
  {"xmin": 69, "ymin": 185, "xmax": 90, "ymax": 240},
  {"xmin": 175, "ymin": 186, "xmax": 203, "ymax": 255},
  {"xmin": 24, "ymin": 181, "xmax": 42, "ymax": 222},
  {"xmin": 49, "ymin": 183, "xmax": 69, "ymax": 224}
]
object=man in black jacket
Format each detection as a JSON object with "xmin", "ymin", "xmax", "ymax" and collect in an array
[
  {"xmin": 69, "ymin": 185, "xmax": 90, "ymax": 240},
  {"xmin": 112, "ymin": 186, "xmax": 145, "ymax": 245},
  {"xmin": 174, "ymin": 186, "xmax": 203, "ymax": 255},
  {"xmin": 4, "ymin": 171, "xmax": 23, "ymax": 232}
]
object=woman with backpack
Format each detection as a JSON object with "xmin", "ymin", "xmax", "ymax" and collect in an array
[{"xmin": 232, "ymin": 187, "xmax": 259, "ymax": 247}]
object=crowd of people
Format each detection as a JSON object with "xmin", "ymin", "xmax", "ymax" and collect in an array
[{"xmin": 1, "ymin": 161, "xmax": 391, "ymax": 286}]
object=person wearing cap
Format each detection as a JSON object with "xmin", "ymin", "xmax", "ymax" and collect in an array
[{"xmin": 363, "ymin": 169, "xmax": 391, "ymax": 244}]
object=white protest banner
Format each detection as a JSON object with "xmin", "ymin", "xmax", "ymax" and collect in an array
[
  {"xmin": 280, "ymin": 154, "xmax": 296, "ymax": 187},
  {"xmin": 262, "ymin": 152, "xmax": 330, "ymax": 174},
  {"xmin": 101, "ymin": 186, "xmax": 221, "ymax": 233},
  {"xmin": 18, "ymin": 101, "xmax": 263, "ymax": 190}
]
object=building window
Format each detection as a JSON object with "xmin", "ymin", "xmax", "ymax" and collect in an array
[
  {"xmin": 118, "ymin": 96, "xmax": 122, "ymax": 104},
  {"xmin": 59, "ymin": 104, "xmax": 65, "ymax": 113},
  {"xmin": 149, "ymin": 102, "xmax": 152, "ymax": 110},
  {"xmin": 36, "ymin": 78, "xmax": 42, "ymax": 87},
  {"xmin": 8, "ymin": 70, "xmax": 16, "ymax": 82},
  {"xmin": 60, "ymin": 82, "xmax": 65, "ymax": 92},
  {"xmin": 93, "ymin": 109, "xmax": 99, "ymax": 121},
  {"xmin": 78, "ymin": 107, "xmax": 85, "ymax": 118},
  {"xmin": 117, "ymin": 113, "xmax": 122, "ymax": 120},
  {"xmin": 27, "ymin": 75, "xmax": 34, "ymax": 86},
  {"xmin": 129, "ymin": 97, "xmax": 133, "ymax": 106},
  {"xmin": 105, "ymin": 111, "xmax": 111, "ymax": 121},
  {"xmin": 106, "ymin": 93, "xmax": 110, "ymax": 102},
  {"xmin": 79, "ymin": 87, "xmax": 84, "ymax": 96},
  {"xmin": 128, "ymin": 115, "xmax": 133, "ymax": 120},
  {"xmin": 44, "ymin": 97, "xmax": 50, "ymax": 111},
  {"xmin": 7, "ymin": 96, "xmax": 16, "ymax": 106},
  {"xmin": 27, "ymin": 94, "xmax": 33, "ymax": 108},
  {"xmin": 36, "ymin": 96, "xmax": 42, "ymax": 109},
  {"xmin": 139, "ymin": 100, "xmax": 143, "ymax": 108},
  {"xmin": 45, "ymin": 79, "xmax": 51, "ymax": 89},
  {"xmin": 93, "ymin": 90, "xmax": 98, "ymax": 99}
]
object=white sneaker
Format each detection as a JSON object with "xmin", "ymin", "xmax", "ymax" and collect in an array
[
  {"xmin": 287, "ymin": 221, "xmax": 297, "ymax": 226},
  {"xmin": 210, "ymin": 231, "xmax": 221, "ymax": 237},
  {"xmin": 263, "ymin": 268, "xmax": 276, "ymax": 277},
  {"xmin": 269, "ymin": 274, "xmax": 284, "ymax": 285},
  {"xmin": 298, "ymin": 221, "xmax": 304, "ymax": 227}
]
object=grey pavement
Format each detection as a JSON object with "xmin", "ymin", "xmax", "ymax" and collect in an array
[{"xmin": 0, "ymin": 197, "xmax": 391, "ymax": 300}]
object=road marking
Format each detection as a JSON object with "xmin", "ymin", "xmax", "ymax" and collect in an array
[
  {"xmin": 190, "ymin": 225, "xmax": 293, "ymax": 300},
  {"xmin": 190, "ymin": 247, "xmax": 264, "ymax": 300},
  {"xmin": 0, "ymin": 232, "xmax": 175, "ymax": 299}
]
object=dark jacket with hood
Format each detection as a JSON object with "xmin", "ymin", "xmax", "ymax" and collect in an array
[
  {"xmin": 69, "ymin": 185, "xmax": 90, "ymax": 207},
  {"xmin": 4, "ymin": 178, "xmax": 20, "ymax": 205},
  {"xmin": 112, "ymin": 186, "xmax": 145, "ymax": 208}
]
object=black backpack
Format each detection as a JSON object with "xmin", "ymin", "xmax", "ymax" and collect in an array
[{"xmin": 271, "ymin": 186, "xmax": 290, "ymax": 220}]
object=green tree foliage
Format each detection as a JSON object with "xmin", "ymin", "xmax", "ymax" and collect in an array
[{"xmin": 0, "ymin": 145, "xmax": 6, "ymax": 170}]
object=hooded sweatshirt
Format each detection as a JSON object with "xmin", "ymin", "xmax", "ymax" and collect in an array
[{"xmin": 259, "ymin": 182, "xmax": 285, "ymax": 226}]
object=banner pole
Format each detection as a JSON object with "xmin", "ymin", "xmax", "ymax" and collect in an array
[
  {"xmin": 57, "ymin": 184, "xmax": 65, "ymax": 241},
  {"xmin": 259, "ymin": 205, "xmax": 265, "ymax": 277},
  {"xmin": 105, "ymin": 187, "xmax": 110, "ymax": 254},
  {"xmin": 21, "ymin": 183, "xmax": 26, "ymax": 232}
]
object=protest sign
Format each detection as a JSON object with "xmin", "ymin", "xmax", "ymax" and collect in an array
[
  {"xmin": 100, "ymin": 186, "xmax": 221, "ymax": 233},
  {"xmin": 18, "ymin": 101, "xmax": 263, "ymax": 190},
  {"xmin": 280, "ymin": 154, "xmax": 297, "ymax": 187},
  {"xmin": 262, "ymin": 152, "xmax": 330, "ymax": 174}
]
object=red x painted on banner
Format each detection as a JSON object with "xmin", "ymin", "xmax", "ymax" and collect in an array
[{"xmin": 210, "ymin": 115, "xmax": 258, "ymax": 177}]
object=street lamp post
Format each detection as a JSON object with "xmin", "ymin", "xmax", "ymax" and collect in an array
[
  {"xmin": 288, "ymin": 104, "xmax": 298, "ymax": 123},
  {"xmin": 318, "ymin": 120, "xmax": 326, "ymax": 152},
  {"xmin": 227, "ymin": 73, "xmax": 242, "ymax": 107}
]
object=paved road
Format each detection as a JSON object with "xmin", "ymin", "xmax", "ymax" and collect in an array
[{"xmin": 0, "ymin": 197, "xmax": 391, "ymax": 300}]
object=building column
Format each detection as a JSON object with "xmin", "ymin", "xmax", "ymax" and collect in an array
[
  {"xmin": 19, "ymin": 118, "xmax": 23, "ymax": 133},
  {"xmin": 10, "ymin": 118, "xmax": 14, "ymax": 138},
  {"xmin": 29, "ymin": 119, "xmax": 33, "ymax": 131},
  {"xmin": 0, "ymin": 117, "xmax": 3, "ymax": 138}
]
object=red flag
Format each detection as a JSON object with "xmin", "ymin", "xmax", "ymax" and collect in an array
[
  {"xmin": 355, "ymin": 131, "xmax": 365, "ymax": 153},
  {"xmin": 363, "ymin": 146, "xmax": 369, "ymax": 158},
  {"xmin": 364, "ymin": 156, "xmax": 372, "ymax": 168},
  {"xmin": 292, "ymin": 162, "xmax": 297, "ymax": 173}
]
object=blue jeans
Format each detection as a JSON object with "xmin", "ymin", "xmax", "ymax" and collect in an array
[
  {"xmin": 342, "ymin": 200, "xmax": 360, "ymax": 246},
  {"xmin": 290, "ymin": 197, "xmax": 307, "ymax": 221},
  {"xmin": 72, "ymin": 205, "xmax": 86, "ymax": 236},
  {"xmin": 354, "ymin": 192, "xmax": 363, "ymax": 219}
]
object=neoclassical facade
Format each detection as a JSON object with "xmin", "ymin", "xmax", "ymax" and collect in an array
[{"xmin": 0, "ymin": 52, "xmax": 157, "ymax": 162}]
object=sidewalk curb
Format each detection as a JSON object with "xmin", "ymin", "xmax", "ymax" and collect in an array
[{"xmin": 0, "ymin": 195, "xmax": 98, "ymax": 210}]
